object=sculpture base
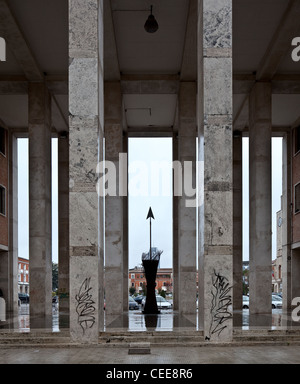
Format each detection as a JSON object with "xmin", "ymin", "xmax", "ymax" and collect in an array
[
  {"xmin": 142, "ymin": 310, "xmax": 160, "ymax": 315},
  {"xmin": 142, "ymin": 259, "xmax": 159, "ymax": 315}
]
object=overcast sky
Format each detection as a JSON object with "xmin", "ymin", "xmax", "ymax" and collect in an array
[
  {"xmin": 128, "ymin": 138, "xmax": 173, "ymax": 269},
  {"xmin": 17, "ymin": 138, "xmax": 58, "ymax": 263},
  {"xmin": 17, "ymin": 136, "xmax": 282, "ymax": 267},
  {"xmin": 242, "ymin": 137, "xmax": 283, "ymax": 262}
]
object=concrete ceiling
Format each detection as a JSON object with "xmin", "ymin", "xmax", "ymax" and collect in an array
[
  {"xmin": 111, "ymin": 0, "xmax": 190, "ymax": 75},
  {"xmin": 233, "ymin": 0, "xmax": 289, "ymax": 74},
  {"xmin": 0, "ymin": 0, "xmax": 300, "ymax": 133},
  {"xmin": 0, "ymin": 0, "xmax": 68, "ymax": 133}
]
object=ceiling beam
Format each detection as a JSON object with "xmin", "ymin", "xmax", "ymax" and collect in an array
[
  {"xmin": 234, "ymin": 74, "xmax": 300, "ymax": 95},
  {"xmin": 0, "ymin": 75, "xmax": 68, "ymax": 95},
  {"xmin": 0, "ymin": 79, "xmax": 28, "ymax": 95},
  {"xmin": 291, "ymin": 114, "xmax": 300, "ymax": 130},
  {"xmin": 127, "ymin": 126, "xmax": 173, "ymax": 137},
  {"xmin": 104, "ymin": 0, "xmax": 120, "ymax": 81},
  {"xmin": 233, "ymin": 74, "xmax": 255, "ymax": 94},
  {"xmin": 272, "ymin": 74, "xmax": 300, "ymax": 94},
  {"xmin": 121, "ymin": 79, "xmax": 179, "ymax": 95},
  {"xmin": 233, "ymin": 95, "xmax": 249, "ymax": 131},
  {"xmin": 52, "ymin": 95, "xmax": 68, "ymax": 131},
  {"xmin": 46, "ymin": 75, "xmax": 68, "ymax": 95},
  {"xmin": 180, "ymin": 0, "xmax": 197, "ymax": 81}
]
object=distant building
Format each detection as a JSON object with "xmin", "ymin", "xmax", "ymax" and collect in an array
[
  {"xmin": 272, "ymin": 202, "xmax": 283, "ymax": 293},
  {"xmin": 242, "ymin": 261, "xmax": 249, "ymax": 291},
  {"xmin": 242, "ymin": 261, "xmax": 249, "ymax": 270},
  {"xmin": 18, "ymin": 258, "xmax": 29, "ymax": 294},
  {"xmin": 129, "ymin": 266, "xmax": 173, "ymax": 295},
  {"xmin": 0, "ymin": 126, "xmax": 8, "ymax": 252}
]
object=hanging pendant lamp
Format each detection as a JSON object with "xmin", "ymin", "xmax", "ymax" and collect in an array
[{"xmin": 144, "ymin": 5, "xmax": 159, "ymax": 33}]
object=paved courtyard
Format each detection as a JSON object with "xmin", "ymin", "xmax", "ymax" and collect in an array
[
  {"xmin": 0, "ymin": 344, "xmax": 300, "ymax": 364},
  {"xmin": 1, "ymin": 304, "xmax": 300, "ymax": 364}
]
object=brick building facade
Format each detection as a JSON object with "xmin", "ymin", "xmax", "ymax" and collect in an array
[
  {"xmin": 18, "ymin": 257, "xmax": 29, "ymax": 294},
  {"xmin": 0, "ymin": 126, "xmax": 8, "ymax": 250},
  {"xmin": 129, "ymin": 267, "xmax": 173, "ymax": 295}
]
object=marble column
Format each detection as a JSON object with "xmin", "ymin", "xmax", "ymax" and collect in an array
[
  {"xmin": 69, "ymin": 0, "xmax": 104, "ymax": 343},
  {"xmin": 58, "ymin": 135, "xmax": 69, "ymax": 327},
  {"xmin": 233, "ymin": 132, "xmax": 243, "ymax": 325},
  {"xmin": 177, "ymin": 82, "xmax": 197, "ymax": 316},
  {"xmin": 28, "ymin": 82, "xmax": 52, "ymax": 329},
  {"xmin": 104, "ymin": 81, "xmax": 124, "ymax": 319},
  {"xmin": 249, "ymin": 82, "xmax": 272, "ymax": 327},
  {"xmin": 198, "ymin": 0, "xmax": 233, "ymax": 342}
]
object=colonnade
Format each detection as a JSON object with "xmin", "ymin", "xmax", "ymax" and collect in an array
[{"xmin": 1, "ymin": 0, "xmax": 299, "ymax": 345}]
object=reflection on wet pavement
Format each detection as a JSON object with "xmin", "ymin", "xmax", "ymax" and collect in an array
[
  {"xmin": 17, "ymin": 303, "xmax": 60, "ymax": 332},
  {"xmin": 105, "ymin": 309, "xmax": 198, "ymax": 332},
  {"xmin": 1, "ymin": 305, "xmax": 300, "ymax": 333}
]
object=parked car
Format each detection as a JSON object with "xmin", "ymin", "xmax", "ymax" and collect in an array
[
  {"xmin": 156, "ymin": 295, "xmax": 172, "ymax": 309},
  {"xmin": 141, "ymin": 295, "xmax": 172, "ymax": 310},
  {"xmin": 133, "ymin": 295, "xmax": 145, "ymax": 304},
  {"xmin": 18, "ymin": 293, "xmax": 29, "ymax": 304},
  {"xmin": 242, "ymin": 295, "xmax": 249, "ymax": 309},
  {"xmin": 242, "ymin": 295, "xmax": 282, "ymax": 309},
  {"xmin": 129, "ymin": 296, "xmax": 139, "ymax": 310},
  {"xmin": 272, "ymin": 295, "xmax": 282, "ymax": 309}
]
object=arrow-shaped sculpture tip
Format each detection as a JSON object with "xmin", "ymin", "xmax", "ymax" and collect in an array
[{"xmin": 146, "ymin": 207, "xmax": 155, "ymax": 220}]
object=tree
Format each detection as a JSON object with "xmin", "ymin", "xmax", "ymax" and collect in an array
[
  {"xmin": 129, "ymin": 286, "xmax": 136, "ymax": 296},
  {"xmin": 52, "ymin": 262, "xmax": 58, "ymax": 292},
  {"xmin": 141, "ymin": 283, "xmax": 147, "ymax": 296},
  {"xmin": 242, "ymin": 268, "xmax": 249, "ymax": 295}
]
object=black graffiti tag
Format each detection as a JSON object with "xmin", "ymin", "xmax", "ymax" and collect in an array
[
  {"xmin": 206, "ymin": 270, "xmax": 232, "ymax": 341},
  {"xmin": 75, "ymin": 277, "xmax": 96, "ymax": 334}
]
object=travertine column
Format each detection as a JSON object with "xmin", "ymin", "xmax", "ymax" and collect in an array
[
  {"xmin": 28, "ymin": 82, "xmax": 52, "ymax": 329},
  {"xmin": 282, "ymin": 133, "xmax": 291, "ymax": 314},
  {"xmin": 104, "ymin": 82, "xmax": 124, "ymax": 318},
  {"xmin": 177, "ymin": 82, "xmax": 197, "ymax": 315},
  {"xmin": 291, "ymin": 249, "xmax": 300, "ymax": 302},
  {"xmin": 69, "ymin": 0, "xmax": 104, "ymax": 343},
  {"xmin": 173, "ymin": 132, "xmax": 179, "ymax": 311},
  {"xmin": 122, "ymin": 134, "xmax": 128, "ymax": 314},
  {"xmin": 249, "ymin": 82, "xmax": 272, "ymax": 326},
  {"xmin": 0, "ymin": 132, "xmax": 18, "ymax": 322},
  {"xmin": 58, "ymin": 135, "xmax": 69, "ymax": 327},
  {"xmin": 8, "ymin": 132, "xmax": 18, "ymax": 321},
  {"xmin": 233, "ymin": 133, "xmax": 243, "ymax": 325},
  {"xmin": 198, "ymin": 0, "xmax": 233, "ymax": 342}
]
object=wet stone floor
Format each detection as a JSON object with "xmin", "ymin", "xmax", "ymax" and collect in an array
[{"xmin": 0, "ymin": 303, "xmax": 298, "ymax": 333}]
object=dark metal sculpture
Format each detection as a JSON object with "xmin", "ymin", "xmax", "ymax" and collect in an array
[{"xmin": 142, "ymin": 207, "xmax": 163, "ymax": 314}]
